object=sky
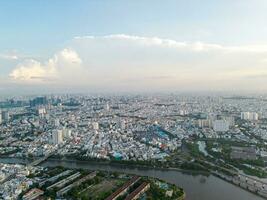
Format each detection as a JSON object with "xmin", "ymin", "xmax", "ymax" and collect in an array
[{"xmin": 1, "ymin": 0, "xmax": 267, "ymax": 94}]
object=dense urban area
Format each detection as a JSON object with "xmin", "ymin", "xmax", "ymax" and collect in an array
[{"xmin": 0, "ymin": 94, "xmax": 267, "ymax": 199}]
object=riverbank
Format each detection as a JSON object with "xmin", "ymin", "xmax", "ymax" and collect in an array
[
  {"xmin": 43, "ymin": 158, "xmax": 267, "ymax": 199},
  {"xmin": 0, "ymin": 155, "xmax": 211, "ymax": 175},
  {"xmin": 20, "ymin": 166, "xmax": 186, "ymax": 200},
  {"xmin": 0, "ymin": 157, "xmax": 264, "ymax": 200},
  {"xmin": 51, "ymin": 157, "xmax": 211, "ymax": 175}
]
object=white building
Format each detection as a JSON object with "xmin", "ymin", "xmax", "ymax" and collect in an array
[
  {"xmin": 92, "ymin": 122, "xmax": 99, "ymax": 130},
  {"xmin": 179, "ymin": 109, "xmax": 188, "ymax": 116},
  {"xmin": 241, "ymin": 112, "xmax": 259, "ymax": 121},
  {"xmin": 52, "ymin": 129, "xmax": 63, "ymax": 144},
  {"xmin": 105, "ymin": 103, "xmax": 110, "ymax": 111},
  {"xmin": 213, "ymin": 120, "xmax": 229, "ymax": 132},
  {"xmin": 198, "ymin": 119, "xmax": 212, "ymax": 128},
  {"xmin": 62, "ymin": 128, "xmax": 72, "ymax": 138},
  {"xmin": 37, "ymin": 107, "xmax": 46, "ymax": 118}
]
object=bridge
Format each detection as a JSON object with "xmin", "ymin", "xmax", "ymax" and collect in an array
[
  {"xmin": 214, "ymin": 171, "xmax": 267, "ymax": 198},
  {"xmin": 197, "ymin": 158, "xmax": 267, "ymax": 198},
  {"xmin": 27, "ymin": 152, "xmax": 54, "ymax": 167}
]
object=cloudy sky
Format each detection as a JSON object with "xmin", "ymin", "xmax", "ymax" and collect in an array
[{"xmin": 1, "ymin": 0, "xmax": 267, "ymax": 94}]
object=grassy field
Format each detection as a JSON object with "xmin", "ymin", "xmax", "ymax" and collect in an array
[{"xmin": 80, "ymin": 179, "xmax": 126, "ymax": 200}]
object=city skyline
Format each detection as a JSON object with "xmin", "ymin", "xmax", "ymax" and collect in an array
[
  {"xmin": 1, "ymin": 0, "xmax": 267, "ymax": 93},
  {"xmin": 2, "ymin": 2, "xmax": 267, "ymax": 199}
]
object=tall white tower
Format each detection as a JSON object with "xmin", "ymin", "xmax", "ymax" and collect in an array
[
  {"xmin": 52, "ymin": 129, "xmax": 63, "ymax": 144},
  {"xmin": 92, "ymin": 122, "xmax": 99, "ymax": 130}
]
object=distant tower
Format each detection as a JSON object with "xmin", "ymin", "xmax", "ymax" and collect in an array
[
  {"xmin": 1, "ymin": 110, "xmax": 10, "ymax": 122},
  {"xmin": 105, "ymin": 103, "xmax": 110, "ymax": 111},
  {"xmin": 92, "ymin": 122, "xmax": 99, "ymax": 130},
  {"xmin": 63, "ymin": 128, "xmax": 72, "ymax": 138},
  {"xmin": 241, "ymin": 112, "xmax": 259, "ymax": 121},
  {"xmin": 52, "ymin": 129, "xmax": 63, "ymax": 144},
  {"xmin": 30, "ymin": 96, "xmax": 48, "ymax": 107},
  {"xmin": 37, "ymin": 107, "xmax": 46, "ymax": 118},
  {"xmin": 0, "ymin": 110, "xmax": 2, "ymax": 124}
]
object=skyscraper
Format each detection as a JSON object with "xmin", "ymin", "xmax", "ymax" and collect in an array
[
  {"xmin": 0, "ymin": 110, "xmax": 2, "ymax": 124},
  {"xmin": 1, "ymin": 111, "xmax": 10, "ymax": 123},
  {"xmin": 52, "ymin": 129, "xmax": 63, "ymax": 144},
  {"xmin": 63, "ymin": 128, "xmax": 72, "ymax": 138},
  {"xmin": 37, "ymin": 107, "xmax": 46, "ymax": 118},
  {"xmin": 241, "ymin": 112, "xmax": 259, "ymax": 121},
  {"xmin": 30, "ymin": 97, "xmax": 48, "ymax": 107}
]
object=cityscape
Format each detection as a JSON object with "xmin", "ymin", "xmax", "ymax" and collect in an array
[
  {"xmin": 0, "ymin": 94, "xmax": 267, "ymax": 199},
  {"xmin": 1, "ymin": 0, "xmax": 267, "ymax": 199}
]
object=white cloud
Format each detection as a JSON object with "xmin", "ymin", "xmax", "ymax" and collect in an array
[
  {"xmin": 9, "ymin": 48, "xmax": 82, "ymax": 83},
  {"xmin": 74, "ymin": 34, "xmax": 267, "ymax": 53},
  {"xmin": 260, "ymin": 58, "xmax": 267, "ymax": 63},
  {"xmin": 7, "ymin": 34, "xmax": 267, "ymax": 91},
  {"xmin": 0, "ymin": 50, "xmax": 33, "ymax": 61},
  {"xmin": 10, "ymin": 59, "xmax": 50, "ymax": 81},
  {"xmin": 0, "ymin": 53, "xmax": 19, "ymax": 60},
  {"xmin": 49, "ymin": 48, "xmax": 82, "ymax": 65}
]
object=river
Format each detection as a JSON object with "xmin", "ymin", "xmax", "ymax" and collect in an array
[{"xmin": 0, "ymin": 157, "xmax": 265, "ymax": 200}]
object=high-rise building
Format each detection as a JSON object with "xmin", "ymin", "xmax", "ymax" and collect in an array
[
  {"xmin": 1, "ymin": 110, "xmax": 10, "ymax": 122},
  {"xmin": 52, "ymin": 129, "xmax": 63, "ymax": 144},
  {"xmin": 241, "ymin": 112, "xmax": 259, "ymax": 121},
  {"xmin": 63, "ymin": 128, "xmax": 72, "ymax": 138},
  {"xmin": 30, "ymin": 96, "xmax": 48, "ymax": 107},
  {"xmin": 198, "ymin": 119, "xmax": 212, "ymax": 128},
  {"xmin": 105, "ymin": 103, "xmax": 110, "ymax": 111},
  {"xmin": 37, "ymin": 107, "xmax": 46, "ymax": 118},
  {"xmin": 92, "ymin": 122, "xmax": 99, "ymax": 130}
]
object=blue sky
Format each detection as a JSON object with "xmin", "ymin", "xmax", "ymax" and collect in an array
[{"xmin": 1, "ymin": 0, "xmax": 267, "ymax": 93}]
